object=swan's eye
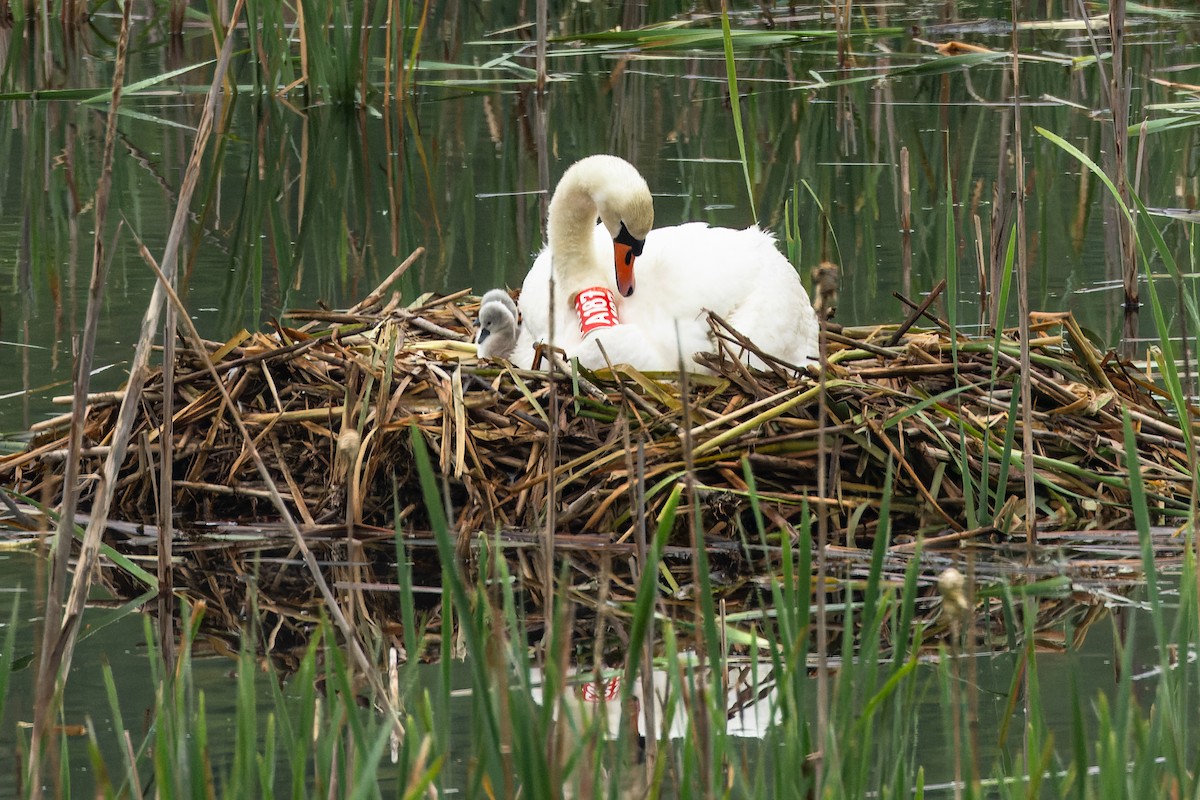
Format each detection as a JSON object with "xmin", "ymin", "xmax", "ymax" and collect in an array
[{"xmin": 615, "ymin": 221, "xmax": 645, "ymax": 256}]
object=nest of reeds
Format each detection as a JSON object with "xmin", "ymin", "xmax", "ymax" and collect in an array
[{"xmin": 2, "ymin": 287, "xmax": 1195, "ymax": 663}]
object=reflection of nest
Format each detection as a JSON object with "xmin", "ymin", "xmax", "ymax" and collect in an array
[
  {"xmin": 89, "ymin": 524, "xmax": 1169, "ymax": 670},
  {"xmin": 821, "ymin": 531, "xmax": 1183, "ymax": 661},
  {"xmin": 2, "ymin": 291, "xmax": 1195, "ymax": 663}
]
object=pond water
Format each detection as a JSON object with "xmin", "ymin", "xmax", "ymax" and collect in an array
[
  {"xmin": 0, "ymin": 547, "xmax": 1180, "ymax": 796},
  {"xmin": 3, "ymin": 1, "xmax": 1197, "ymax": 434},
  {"xmin": 1, "ymin": 0, "xmax": 1198, "ymax": 794}
]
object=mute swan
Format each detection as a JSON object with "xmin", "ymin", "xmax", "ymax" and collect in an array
[
  {"xmin": 475, "ymin": 289, "xmax": 520, "ymax": 360},
  {"xmin": 510, "ymin": 154, "xmax": 820, "ymax": 374}
]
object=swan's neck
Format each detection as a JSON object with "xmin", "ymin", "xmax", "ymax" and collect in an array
[{"xmin": 546, "ymin": 174, "xmax": 610, "ymax": 298}]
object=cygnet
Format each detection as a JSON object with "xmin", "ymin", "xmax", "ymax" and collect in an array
[{"xmin": 475, "ymin": 289, "xmax": 520, "ymax": 361}]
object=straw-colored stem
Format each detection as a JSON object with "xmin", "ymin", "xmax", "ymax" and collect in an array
[{"xmin": 29, "ymin": 4, "xmax": 132, "ymax": 791}]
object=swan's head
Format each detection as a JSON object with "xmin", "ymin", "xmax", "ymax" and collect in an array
[
  {"xmin": 475, "ymin": 290, "xmax": 519, "ymax": 361},
  {"xmin": 554, "ymin": 155, "xmax": 653, "ymax": 297},
  {"xmin": 593, "ymin": 173, "xmax": 652, "ymax": 298}
]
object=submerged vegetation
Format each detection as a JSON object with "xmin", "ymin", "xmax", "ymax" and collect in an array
[{"xmin": 0, "ymin": 0, "xmax": 1199, "ymax": 798}]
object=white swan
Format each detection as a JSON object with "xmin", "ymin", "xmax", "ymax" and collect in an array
[
  {"xmin": 475, "ymin": 289, "xmax": 520, "ymax": 360},
  {"xmin": 510, "ymin": 154, "xmax": 820, "ymax": 374}
]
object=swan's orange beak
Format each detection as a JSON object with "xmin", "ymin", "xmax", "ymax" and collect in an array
[
  {"xmin": 615, "ymin": 243, "xmax": 637, "ymax": 297},
  {"xmin": 614, "ymin": 222, "xmax": 645, "ymax": 298}
]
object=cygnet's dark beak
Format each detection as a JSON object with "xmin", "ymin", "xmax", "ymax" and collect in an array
[{"xmin": 477, "ymin": 327, "xmax": 491, "ymax": 343}]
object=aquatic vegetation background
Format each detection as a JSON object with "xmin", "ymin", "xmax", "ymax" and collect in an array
[{"xmin": 0, "ymin": 0, "xmax": 1198, "ymax": 797}]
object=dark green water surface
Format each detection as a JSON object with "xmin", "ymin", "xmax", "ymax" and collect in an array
[
  {"xmin": 2, "ymin": 2, "xmax": 1197, "ymax": 432},
  {"xmin": 1, "ymin": 0, "xmax": 1198, "ymax": 794}
]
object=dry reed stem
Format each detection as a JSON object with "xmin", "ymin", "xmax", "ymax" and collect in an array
[
  {"xmin": 1010, "ymin": 0, "xmax": 1037, "ymax": 560},
  {"xmin": 29, "ymin": 4, "xmax": 133, "ymax": 791}
]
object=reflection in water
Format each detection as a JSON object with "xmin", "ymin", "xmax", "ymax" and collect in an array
[
  {"xmin": 529, "ymin": 662, "xmax": 779, "ymax": 741},
  {"xmin": 1, "ymin": 4, "xmax": 1198, "ymax": 794},
  {"xmin": 73, "ymin": 518, "xmax": 1160, "ymax": 679}
]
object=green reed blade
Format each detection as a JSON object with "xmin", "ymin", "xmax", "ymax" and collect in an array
[
  {"xmin": 0, "ymin": 599, "xmax": 18, "ymax": 746},
  {"xmin": 721, "ymin": 4, "xmax": 756, "ymax": 221}
]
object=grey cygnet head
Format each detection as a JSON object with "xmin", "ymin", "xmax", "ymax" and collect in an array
[{"xmin": 475, "ymin": 289, "xmax": 519, "ymax": 361}]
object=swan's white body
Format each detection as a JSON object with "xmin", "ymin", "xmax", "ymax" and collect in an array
[{"xmin": 511, "ymin": 155, "xmax": 820, "ymax": 374}]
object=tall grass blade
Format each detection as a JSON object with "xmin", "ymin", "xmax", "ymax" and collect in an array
[
  {"xmin": 0, "ymin": 598, "xmax": 17, "ymax": 730},
  {"xmin": 720, "ymin": 3, "xmax": 755, "ymax": 221},
  {"xmin": 409, "ymin": 424, "xmax": 505, "ymax": 788}
]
